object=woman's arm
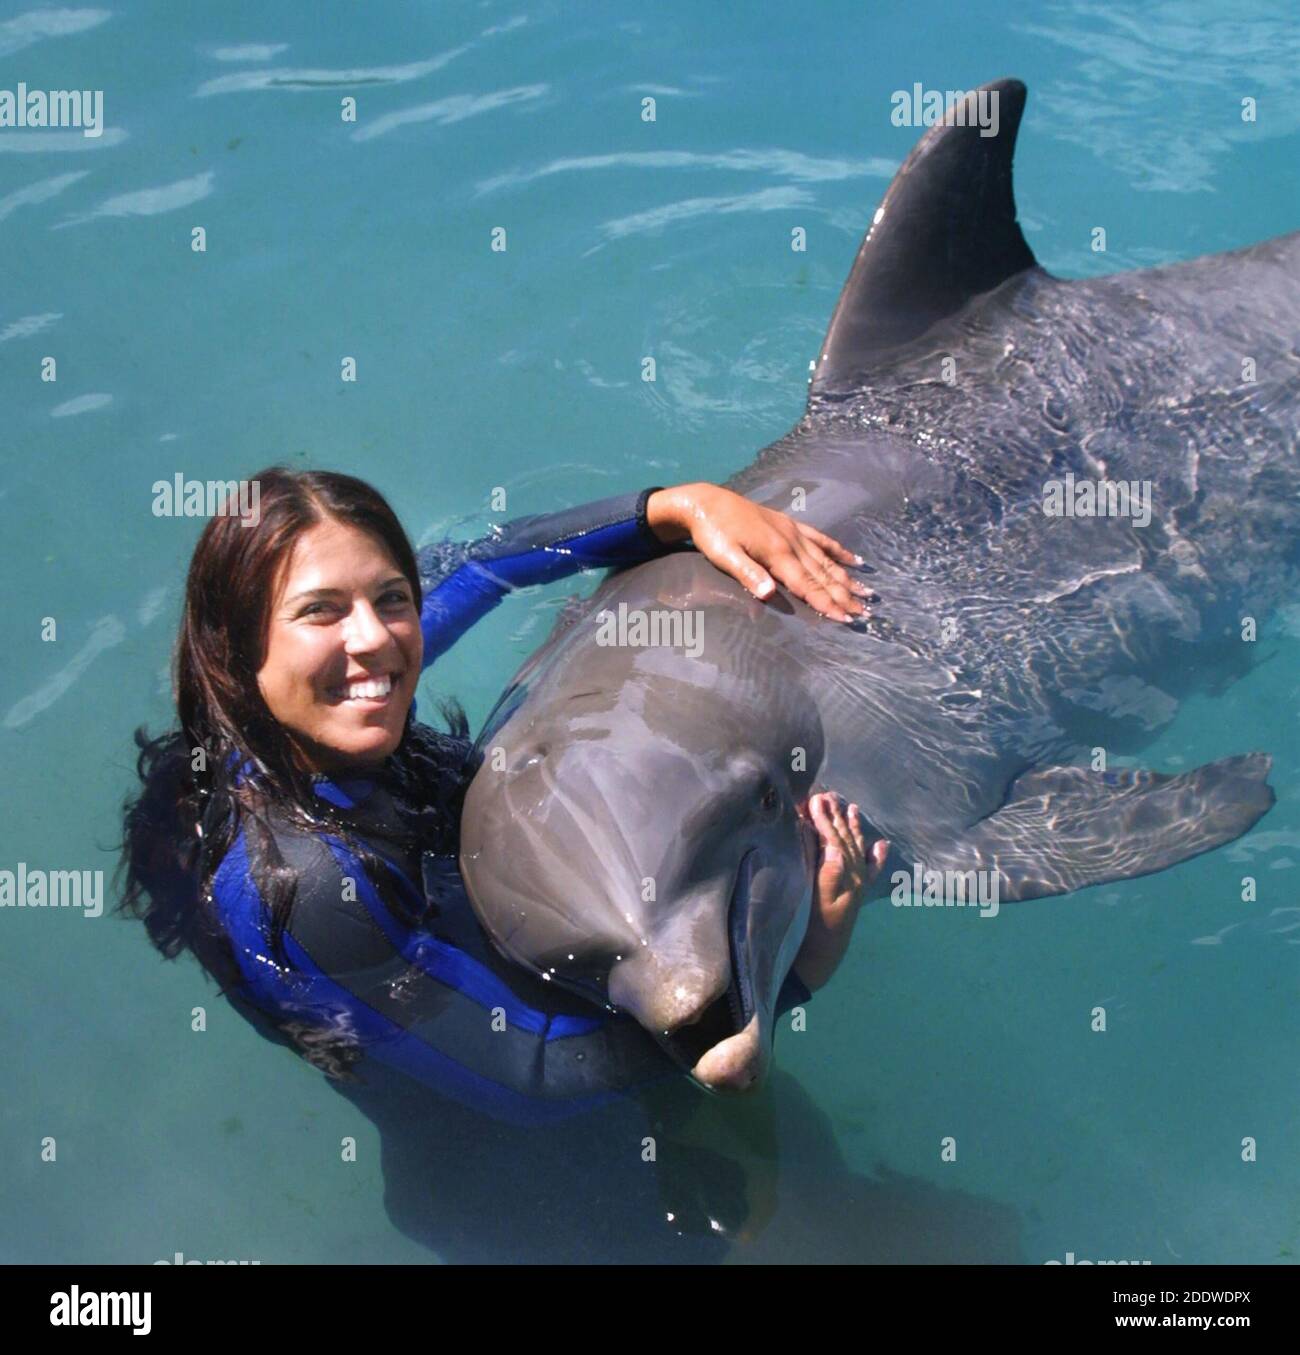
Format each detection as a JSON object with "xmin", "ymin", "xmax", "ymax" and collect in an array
[
  {"xmin": 416, "ymin": 487, "xmax": 668, "ymax": 667},
  {"xmin": 416, "ymin": 483, "xmax": 873, "ymax": 669}
]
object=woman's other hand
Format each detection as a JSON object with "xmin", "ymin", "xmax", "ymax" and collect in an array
[
  {"xmin": 646, "ymin": 483, "xmax": 875, "ymax": 622},
  {"xmin": 792, "ymin": 792, "xmax": 889, "ymax": 991}
]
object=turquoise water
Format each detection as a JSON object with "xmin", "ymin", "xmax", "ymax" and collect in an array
[{"xmin": 3, "ymin": 0, "xmax": 1298, "ymax": 1263}]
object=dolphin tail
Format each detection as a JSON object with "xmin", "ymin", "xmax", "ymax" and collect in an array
[
  {"xmin": 905, "ymin": 753, "xmax": 1274, "ymax": 902},
  {"xmin": 810, "ymin": 76, "xmax": 1036, "ymax": 400}
]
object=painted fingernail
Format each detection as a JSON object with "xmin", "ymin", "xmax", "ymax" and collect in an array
[
  {"xmin": 854, "ymin": 554, "xmax": 865, "ymax": 565},
  {"xmin": 755, "ymin": 578, "xmax": 775, "ymax": 598}
]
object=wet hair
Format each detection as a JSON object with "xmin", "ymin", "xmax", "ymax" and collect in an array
[{"xmin": 116, "ymin": 466, "xmax": 475, "ymax": 1078}]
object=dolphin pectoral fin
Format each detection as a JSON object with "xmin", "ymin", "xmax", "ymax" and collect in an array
[
  {"xmin": 811, "ymin": 77, "xmax": 1037, "ymax": 399},
  {"xmin": 909, "ymin": 753, "xmax": 1275, "ymax": 902}
]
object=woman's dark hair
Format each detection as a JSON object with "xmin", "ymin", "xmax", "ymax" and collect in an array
[{"xmin": 116, "ymin": 466, "xmax": 473, "ymax": 1078}]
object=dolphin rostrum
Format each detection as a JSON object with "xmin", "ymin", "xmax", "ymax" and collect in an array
[{"xmin": 459, "ymin": 78, "xmax": 1295, "ymax": 1092}]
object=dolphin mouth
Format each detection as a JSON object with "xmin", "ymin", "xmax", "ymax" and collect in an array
[{"xmin": 660, "ymin": 852, "xmax": 757, "ymax": 1074}]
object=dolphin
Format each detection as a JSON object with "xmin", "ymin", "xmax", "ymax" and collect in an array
[{"xmin": 458, "ymin": 78, "xmax": 1297, "ymax": 1092}]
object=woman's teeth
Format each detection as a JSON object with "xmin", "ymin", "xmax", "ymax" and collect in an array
[{"xmin": 336, "ymin": 674, "xmax": 394, "ymax": 701}]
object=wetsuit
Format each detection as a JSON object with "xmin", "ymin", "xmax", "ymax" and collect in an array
[{"xmin": 212, "ymin": 487, "xmax": 811, "ymax": 1126}]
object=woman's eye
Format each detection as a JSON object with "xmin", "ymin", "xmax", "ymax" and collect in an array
[
  {"xmin": 760, "ymin": 784, "xmax": 779, "ymax": 812},
  {"xmin": 300, "ymin": 591, "xmax": 410, "ymax": 619}
]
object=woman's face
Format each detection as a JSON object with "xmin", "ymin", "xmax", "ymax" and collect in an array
[{"xmin": 257, "ymin": 517, "xmax": 423, "ymax": 777}]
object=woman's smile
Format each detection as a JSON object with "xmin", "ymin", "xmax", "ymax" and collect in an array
[{"xmin": 327, "ymin": 670, "xmax": 402, "ymax": 705}]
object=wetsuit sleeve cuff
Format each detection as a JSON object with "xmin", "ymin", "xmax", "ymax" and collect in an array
[{"xmin": 635, "ymin": 486, "xmax": 666, "ymax": 550}]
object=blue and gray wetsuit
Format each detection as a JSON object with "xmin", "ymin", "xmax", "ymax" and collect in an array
[{"xmin": 212, "ymin": 488, "xmax": 810, "ymax": 1126}]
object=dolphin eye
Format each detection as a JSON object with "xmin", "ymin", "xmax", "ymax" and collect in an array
[
  {"xmin": 760, "ymin": 784, "xmax": 779, "ymax": 813},
  {"xmin": 515, "ymin": 744, "xmax": 548, "ymax": 771}
]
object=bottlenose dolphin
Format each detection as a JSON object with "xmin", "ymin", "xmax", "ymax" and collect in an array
[{"xmin": 459, "ymin": 78, "xmax": 1296, "ymax": 1091}]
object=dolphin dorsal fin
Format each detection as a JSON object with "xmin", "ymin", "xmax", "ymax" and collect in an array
[{"xmin": 810, "ymin": 77, "xmax": 1036, "ymax": 399}]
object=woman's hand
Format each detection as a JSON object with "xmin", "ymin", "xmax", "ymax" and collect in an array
[
  {"xmin": 646, "ymin": 483, "xmax": 875, "ymax": 622},
  {"xmin": 792, "ymin": 792, "xmax": 889, "ymax": 991}
]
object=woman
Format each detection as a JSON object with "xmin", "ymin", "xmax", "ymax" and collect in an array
[{"xmin": 119, "ymin": 469, "xmax": 888, "ymax": 1125}]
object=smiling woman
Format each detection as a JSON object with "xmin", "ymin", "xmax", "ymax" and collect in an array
[{"xmin": 116, "ymin": 466, "xmax": 881, "ymax": 1123}]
